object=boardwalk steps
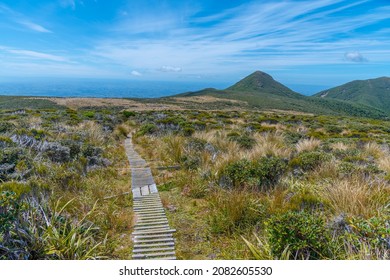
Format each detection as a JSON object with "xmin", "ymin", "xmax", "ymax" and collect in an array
[{"xmin": 125, "ymin": 135, "xmax": 176, "ymax": 260}]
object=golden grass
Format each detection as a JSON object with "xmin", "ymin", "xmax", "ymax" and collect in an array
[
  {"xmin": 378, "ymin": 156, "xmax": 390, "ymax": 174},
  {"xmin": 330, "ymin": 142, "xmax": 350, "ymax": 151},
  {"xmin": 364, "ymin": 142, "xmax": 385, "ymax": 159},
  {"xmin": 250, "ymin": 132, "xmax": 292, "ymax": 158},
  {"xmin": 317, "ymin": 176, "xmax": 389, "ymax": 218},
  {"xmin": 296, "ymin": 138, "xmax": 321, "ymax": 153}
]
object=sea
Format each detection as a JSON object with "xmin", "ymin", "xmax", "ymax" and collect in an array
[
  {"xmin": 0, "ymin": 78, "xmax": 327, "ymax": 98},
  {"xmin": 0, "ymin": 78, "xmax": 231, "ymax": 98}
]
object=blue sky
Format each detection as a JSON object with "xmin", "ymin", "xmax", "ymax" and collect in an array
[{"xmin": 0, "ymin": 0, "xmax": 389, "ymax": 89}]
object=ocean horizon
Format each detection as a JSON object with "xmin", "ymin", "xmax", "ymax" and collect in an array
[
  {"xmin": 0, "ymin": 78, "xmax": 328, "ymax": 98},
  {"xmin": 0, "ymin": 78, "xmax": 231, "ymax": 99}
]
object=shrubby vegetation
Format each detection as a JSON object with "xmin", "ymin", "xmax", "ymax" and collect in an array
[
  {"xmin": 1, "ymin": 106, "xmax": 389, "ymax": 260},
  {"xmin": 132, "ymin": 110, "xmax": 390, "ymax": 260},
  {"xmin": 0, "ymin": 108, "xmax": 133, "ymax": 259}
]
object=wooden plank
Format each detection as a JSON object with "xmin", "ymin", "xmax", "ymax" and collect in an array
[
  {"xmin": 133, "ymin": 210, "xmax": 165, "ymax": 215},
  {"xmin": 136, "ymin": 214, "xmax": 166, "ymax": 219},
  {"xmin": 135, "ymin": 221, "xmax": 169, "ymax": 226},
  {"xmin": 133, "ymin": 233, "xmax": 173, "ymax": 239},
  {"xmin": 133, "ymin": 205, "xmax": 163, "ymax": 210},
  {"xmin": 134, "ymin": 223, "xmax": 170, "ymax": 228},
  {"xmin": 134, "ymin": 242, "xmax": 175, "ymax": 248},
  {"xmin": 132, "ymin": 251, "xmax": 176, "ymax": 259},
  {"xmin": 133, "ymin": 237, "xmax": 174, "ymax": 243},
  {"xmin": 136, "ymin": 219, "xmax": 168, "ymax": 224},
  {"xmin": 126, "ymin": 136, "xmax": 176, "ymax": 260},
  {"xmin": 133, "ymin": 225, "xmax": 170, "ymax": 231},
  {"xmin": 132, "ymin": 229, "xmax": 176, "ymax": 235},
  {"xmin": 133, "ymin": 247, "xmax": 175, "ymax": 253},
  {"xmin": 137, "ymin": 220, "xmax": 168, "ymax": 225}
]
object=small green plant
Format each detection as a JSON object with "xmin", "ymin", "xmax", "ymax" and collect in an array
[
  {"xmin": 0, "ymin": 191, "xmax": 23, "ymax": 235},
  {"xmin": 266, "ymin": 211, "xmax": 333, "ymax": 259},
  {"xmin": 83, "ymin": 111, "xmax": 95, "ymax": 119},
  {"xmin": 137, "ymin": 123, "xmax": 157, "ymax": 136},
  {"xmin": 122, "ymin": 111, "xmax": 136, "ymax": 118},
  {"xmin": 221, "ymin": 157, "xmax": 286, "ymax": 190},
  {"xmin": 228, "ymin": 132, "xmax": 256, "ymax": 149},
  {"xmin": 290, "ymin": 151, "xmax": 331, "ymax": 171}
]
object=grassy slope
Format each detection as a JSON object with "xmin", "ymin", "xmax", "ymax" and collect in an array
[
  {"xmin": 315, "ymin": 77, "xmax": 390, "ymax": 114},
  {"xmin": 0, "ymin": 96, "xmax": 65, "ymax": 110},
  {"xmin": 174, "ymin": 72, "xmax": 388, "ymax": 119},
  {"xmin": 176, "ymin": 88, "xmax": 388, "ymax": 119}
]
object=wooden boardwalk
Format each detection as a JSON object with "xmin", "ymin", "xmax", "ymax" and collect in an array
[{"xmin": 125, "ymin": 135, "xmax": 176, "ymax": 260}]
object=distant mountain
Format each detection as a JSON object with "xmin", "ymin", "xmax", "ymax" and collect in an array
[
  {"xmin": 174, "ymin": 71, "xmax": 388, "ymax": 119},
  {"xmin": 227, "ymin": 71, "xmax": 301, "ymax": 98},
  {"xmin": 315, "ymin": 77, "xmax": 390, "ymax": 114}
]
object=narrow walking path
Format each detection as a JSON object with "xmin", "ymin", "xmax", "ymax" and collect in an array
[{"xmin": 124, "ymin": 134, "xmax": 176, "ymax": 260}]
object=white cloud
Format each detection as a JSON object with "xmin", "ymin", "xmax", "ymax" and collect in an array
[
  {"xmin": 6, "ymin": 49, "xmax": 68, "ymax": 62},
  {"xmin": 90, "ymin": 0, "xmax": 390, "ymax": 79},
  {"xmin": 0, "ymin": 4, "xmax": 51, "ymax": 33},
  {"xmin": 18, "ymin": 21, "xmax": 52, "ymax": 33},
  {"xmin": 344, "ymin": 51, "xmax": 367, "ymax": 62},
  {"xmin": 159, "ymin": 65, "xmax": 182, "ymax": 72},
  {"xmin": 131, "ymin": 70, "xmax": 142, "ymax": 76}
]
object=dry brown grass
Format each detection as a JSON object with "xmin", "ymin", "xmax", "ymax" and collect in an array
[
  {"xmin": 378, "ymin": 157, "xmax": 390, "ymax": 174},
  {"xmin": 296, "ymin": 138, "xmax": 321, "ymax": 153},
  {"xmin": 364, "ymin": 142, "xmax": 385, "ymax": 159},
  {"xmin": 330, "ymin": 142, "xmax": 350, "ymax": 151},
  {"xmin": 250, "ymin": 132, "xmax": 292, "ymax": 158},
  {"xmin": 317, "ymin": 176, "xmax": 389, "ymax": 218}
]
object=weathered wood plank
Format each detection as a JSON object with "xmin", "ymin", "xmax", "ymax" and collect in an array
[
  {"xmin": 126, "ymin": 135, "xmax": 176, "ymax": 260},
  {"xmin": 134, "ymin": 242, "xmax": 175, "ymax": 248},
  {"xmin": 133, "ymin": 246, "xmax": 175, "ymax": 253}
]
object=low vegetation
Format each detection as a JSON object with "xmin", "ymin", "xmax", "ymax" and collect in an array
[{"xmin": 1, "ymin": 105, "xmax": 389, "ymax": 260}]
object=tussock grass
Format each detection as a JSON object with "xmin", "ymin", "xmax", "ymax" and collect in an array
[
  {"xmin": 330, "ymin": 142, "xmax": 350, "ymax": 151},
  {"xmin": 364, "ymin": 142, "xmax": 385, "ymax": 159},
  {"xmin": 318, "ymin": 176, "xmax": 389, "ymax": 218},
  {"xmin": 378, "ymin": 157, "xmax": 390, "ymax": 174},
  {"xmin": 296, "ymin": 138, "xmax": 321, "ymax": 153}
]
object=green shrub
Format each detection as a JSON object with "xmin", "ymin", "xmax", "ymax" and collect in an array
[
  {"xmin": 0, "ymin": 122, "xmax": 16, "ymax": 133},
  {"xmin": 252, "ymin": 157, "xmax": 287, "ymax": 189},
  {"xmin": 221, "ymin": 157, "xmax": 286, "ymax": 190},
  {"xmin": 137, "ymin": 123, "xmax": 157, "ymax": 136},
  {"xmin": 266, "ymin": 211, "xmax": 333, "ymax": 259},
  {"xmin": 122, "ymin": 111, "xmax": 136, "ymax": 118},
  {"xmin": 228, "ymin": 133, "xmax": 256, "ymax": 149},
  {"xmin": 221, "ymin": 159, "xmax": 254, "ymax": 188},
  {"xmin": 290, "ymin": 151, "xmax": 331, "ymax": 171},
  {"xmin": 83, "ymin": 111, "xmax": 95, "ymax": 119},
  {"xmin": 182, "ymin": 125, "xmax": 195, "ymax": 137},
  {"xmin": 342, "ymin": 216, "xmax": 390, "ymax": 257},
  {"xmin": 337, "ymin": 162, "xmax": 359, "ymax": 176},
  {"xmin": 0, "ymin": 191, "xmax": 23, "ymax": 235}
]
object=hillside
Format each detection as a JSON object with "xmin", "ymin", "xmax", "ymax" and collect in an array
[
  {"xmin": 315, "ymin": 77, "xmax": 390, "ymax": 114},
  {"xmin": 174, "ymin": 71, "xmax": 388, "ymax": 119}
]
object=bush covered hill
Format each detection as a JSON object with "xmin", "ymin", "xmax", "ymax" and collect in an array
[
  {"xmin": 173, "ymin": 71, "xmax": 388, "ymax": 119},
  {"xmin": 315, "ymin": 77, "xmax": 390, "ymax": 114},
  {"xmin": 0, "ymin": 106, "xmax": 389, "ymax": 260}
]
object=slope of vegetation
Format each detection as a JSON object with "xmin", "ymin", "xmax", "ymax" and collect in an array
[
  {"xmin": 1, "ymin": 105, "xmax": 389, "ymax": 260},
  {"xmin": 0, "ymin": 108, "xmax": 134, "ymax": 259},
  {"xmin": 315, "ymin": 77, "xmax": 390, "ymax": 114},
  {"xmin": 130, "ymin": 110, "xmax": 390, "ymax": 260},
  {"xmin": 0, "ymin": 96, "xmax": 65, "ymax": 110},
  {"xmin": 173, "ymin": 71, "xmax": 389, "ymax": 119}
]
